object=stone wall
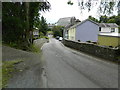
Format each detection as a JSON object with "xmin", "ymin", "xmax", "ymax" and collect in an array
[{"xmin": 63, "ymin": 39, "xmax": 120, "ymax": 61}]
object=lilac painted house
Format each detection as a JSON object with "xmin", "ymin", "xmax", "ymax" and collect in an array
[{"xmin": 68, "ymin": 19, "xmax": 99, "ymax": 42}]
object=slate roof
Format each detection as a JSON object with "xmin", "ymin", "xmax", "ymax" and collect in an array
[
  {"xmin": 99, "ymin": 23, "xmax": 119, "ymax": 28},
  {"xmin": 68, "ymin": 19, "xmax": 119, "ymax": 29},
  {"xmin": 57, "ymin": 17, "xmax": 75, "ymax": 26},
  {"xmin": 69, "ymin": 19, "xmax": 99, "ymax": 29}
]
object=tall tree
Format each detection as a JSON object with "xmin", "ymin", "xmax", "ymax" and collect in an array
[
  {"xmin": 2, "ymin": 2, "xmax": 50, "ymax": 49},
  {"xmin": 88, "ymin": 16, "xmax": 99, "ymax": 22},
  {"xmin": 39, "ymin": 16, "xmax": 48, "ymax": 35},
  {"xmin": 67, "ymin": 0, "xmax": 120, "ymax": 16},
  {"xmin": 52, "ymin": 26, "xmax": 64, "ymax": 37},
  {"xmin": 99, "ymin": 15, "xmax": 108, "ymax": 23}
]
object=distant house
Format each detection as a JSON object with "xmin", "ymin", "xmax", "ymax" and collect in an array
[
  {"xmin": 57, "ymin": 17, "xmax": 81, "ymax": 39},
  {"xmin": 99, "ymin": 23, "xmax": 119, "ymax": 33},
  {"xmin": 56, "ymin": 17, "xmax": 76, "ymax": 27},
  {"xmin": 33, "ymin": 29, "xmax": 39, "ymax": 38},
  {"xmin": 98, "ymin": 23, "xmax": 120, "ymax": 47},
  {"xmin": 68, "ymin": 19, "xmax": 99, "ymax": 42},
  {"xmin": 48, "ymin": 23, "xmax": 55, "ymax": 29}
]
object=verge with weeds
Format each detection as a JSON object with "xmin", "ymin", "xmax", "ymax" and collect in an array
[{"xmin": 2, "ymin": 60, "xmax": 23, "ymax": 88}]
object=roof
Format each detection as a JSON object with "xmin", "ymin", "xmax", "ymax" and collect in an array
[
  {"xmin": 99, "ymin": 23, "xmax": 119, "ymax": 28},
  {"xmin": 99, "ymin": 33, "xmax": 120, "ymax": 37},
  {"xmin": 69, "ymin": 19, "xmax": 99, "ymax": 29},
  {"xmin": 68, "ymin": 19, "xmax": 119, "ymax": 29},
  {"xmin": 57, "ymin": 17, "xmax": 75, "ymax": 26}
]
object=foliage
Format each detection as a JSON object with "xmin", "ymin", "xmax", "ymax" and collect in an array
[
  {"xmin": 99, "ymin": 15, "xmax": 108, "ymax": 23},
  {"xmin": 39, "ymin": 16, "xmax": 49, "ymax": 35},
  {"xmin": 2, "ymin": 2, "xmax": 50, "ymax": 50},
  {"xmin": 29, "ymin": 44, "xmax": 40, "ymax": 53},
  {"xmin": 2, "ymin": 60, "xmax": 23, "ymax": 88},
  {"xmin": 67, "ymin": 0, "xmax": 120, "ymax": 15},
  {"xmin": 40, "ymin": 36, "xmax": 49, "ymax": 39},
  {"xmin": 88, "ymin": 16, "xmax": 99, "ymax": 22},
  {"xmin": 99, "ymin": 14, "xmax": 120, "ymax": 32},
  {"xmin": 67, "ymin": 1, "xmax": 73, "ymax": 5},
  {"xmin": 52, "ymin": 26, "xmax": 64, "ymax": 37},
  {"xmin": 39, "ymin": 32, "xmax": 44, "ymax": 37},
  {"xmin": 99, "ymin": 14, "xmax": 120, "ymax": 25}
]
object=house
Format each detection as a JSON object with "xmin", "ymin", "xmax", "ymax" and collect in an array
[
  {"xmin": 48, "ymin": 23, "xmax": 55, "ymax": 29},
  {"xmin": 98, "ymin": 23, "xmax": 120, "ymax": 47},
  {"xmin": 99, "ymin": 23, "xmax": 119, "ymax": 33},
  {"xmin": 68, "ymin": 19, "xmax": 99, "ymax": 42},
  {"xmin": 57, "ymin": 17, "xmax": 80, "ymax": 39},
  {"xmin": 33, "ymin": 29, "xmax": 39, "ymax": 38},
  {"xmin": 57, "ymin": 17, "xmax": 76, "ymax": 27}
]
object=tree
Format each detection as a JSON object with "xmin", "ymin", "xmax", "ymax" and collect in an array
[
  {"xmin": 39, "ymin": 16, "xmax": 48, "ymax": 35},
  {"xmin": 52, "ymin": 26, "xmax": 64, "ymax": 37},
  {"xmin": 99, "ymin": 15, "xmax": 108, "ymax": 23},
  {"xmin": 67, "ymin": 0, "xmax": 120, "ymax": 16},
  {"xmin": 88, "ymin": 16, "xmax": 99, "ymax": 22},
  {"xmin": 2, "ymin": 2, "xmax": 50, "ymax": 50},
  {"xmin": 107, "ymin": 19, "xmax": 116, "ymax": 23}
]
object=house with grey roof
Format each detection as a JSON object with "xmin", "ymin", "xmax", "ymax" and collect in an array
[
  {"xmin": 68, "ymin": 19, "xmax": 99, "ymax": 42},
  {"xmin": 67, "ymin": 19, "xmax": 119, "ymax": 43},
  {"xmin": 57, "ymin": 17, "xmax": 76, "ymax": 26},
  {"xmin": 99, "ymin": 23, "xmax": 119, "ymax": 33},
  {"xmin": 57, "ymin": 17, "xmax": 76, "ymax": 39},
  {"xmin": 98, "ymin": 23, "xmax": 119, "ymax": 47},
  {"xmin": 57, "ymin": 17, "xmax": 80, "ymax": 39}
]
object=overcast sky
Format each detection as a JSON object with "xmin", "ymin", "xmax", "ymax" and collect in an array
[{"xmin": 41, "ymin": 0, "xmax": 118, "ymax": 24}]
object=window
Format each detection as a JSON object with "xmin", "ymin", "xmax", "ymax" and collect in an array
[
  {"xmin": 111, "ymin": 28, "xmax": 115, "ymax": 32},
  {"xmin": 99, "ymin": 27, "xmax": 101, "ymax": 31}
]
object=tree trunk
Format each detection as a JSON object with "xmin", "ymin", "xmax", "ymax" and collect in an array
[{"xmin": 25, "ymin": 2, "xmax": 30, "ymax": 45}]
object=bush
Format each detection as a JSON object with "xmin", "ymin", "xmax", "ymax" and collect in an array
[
  {"xmin": 86, "ymin": 41, "xmax": 92, "ymax": 43},
  {"xmin": 40, "ymin": 36, "xmax": 49, "ymax": 39}
]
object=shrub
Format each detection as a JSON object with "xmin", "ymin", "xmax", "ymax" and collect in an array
[{"xmin": 86, "ymin": 41, "xmax": 92, "ymax": 43}]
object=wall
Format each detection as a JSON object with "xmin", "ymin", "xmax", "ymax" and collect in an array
[
  {"xmin": 63, "ymin": 39, "xmax": 120, "ymax": 61},
  {"xmin": 98, "ymin": 35, "xmax": 120, "ymax": 47},
  {"xmin": 76, "ymin": 20, "xmax": 99, "ymax": 42},
  {"xmin": 68, "ymin": 27, "xmax": 76, "ymax": 41}
]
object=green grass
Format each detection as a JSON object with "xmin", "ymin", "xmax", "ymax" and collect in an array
[
  {"xmin": 0, "ymin": 41, "xmax": 2, "ymax": 45},
  {"xmin": 40, "ymin": 36, "xmax": 49, "ymax": 39},
  {"xmin": 29, "ymin": 44, "xmax": 40, "ymax": 53},
  {"xmin": 47, "ymin": 31, "xmax": 53, "ymax": 34},
  {"xmin": 0, "ymin": 65, "xmax": 2, "ymax": 89},
  {"xmin": 2, "ymin": 60, "xmax": 23, "ymax": 88}
]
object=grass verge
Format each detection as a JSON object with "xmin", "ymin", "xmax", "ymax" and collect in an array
[
  {"xmin": 2, "ymin": 60, "xmax": 23, "ymax": 88},
  {"xmin": 29, "ymin": 44, "xmax": 40, "ymax": 53}
]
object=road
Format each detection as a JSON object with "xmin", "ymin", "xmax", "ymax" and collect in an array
[{"xmin": 42, "ymin": 38, "xmax": 118, "ymax": 88}]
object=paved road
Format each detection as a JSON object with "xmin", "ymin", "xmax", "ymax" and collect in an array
[{"xmin": 42, "ymin": 38, "xmax": 118, "ymax": 88}]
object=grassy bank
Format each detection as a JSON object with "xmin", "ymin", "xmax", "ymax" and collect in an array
[
  {"xmin": 29, "ymin": 44, "xmax": 41, "ymax": 53},
  {"xmin": 2, "ymin": 60, "xmax": 23, "ymax": 88}
]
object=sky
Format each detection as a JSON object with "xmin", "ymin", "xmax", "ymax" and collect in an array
[{"xmin": 41, "ymin": 0, "xmax": 118, "ymax": 24}]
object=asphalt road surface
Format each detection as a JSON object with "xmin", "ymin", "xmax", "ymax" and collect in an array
[{"xmin": 42, "ymin": 38, "xmax": 118, "ymax": 88}]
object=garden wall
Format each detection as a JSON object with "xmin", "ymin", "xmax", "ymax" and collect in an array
[{"xmin": 63, "ymin": 39, "xmax": 120, "ymax": 61}]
